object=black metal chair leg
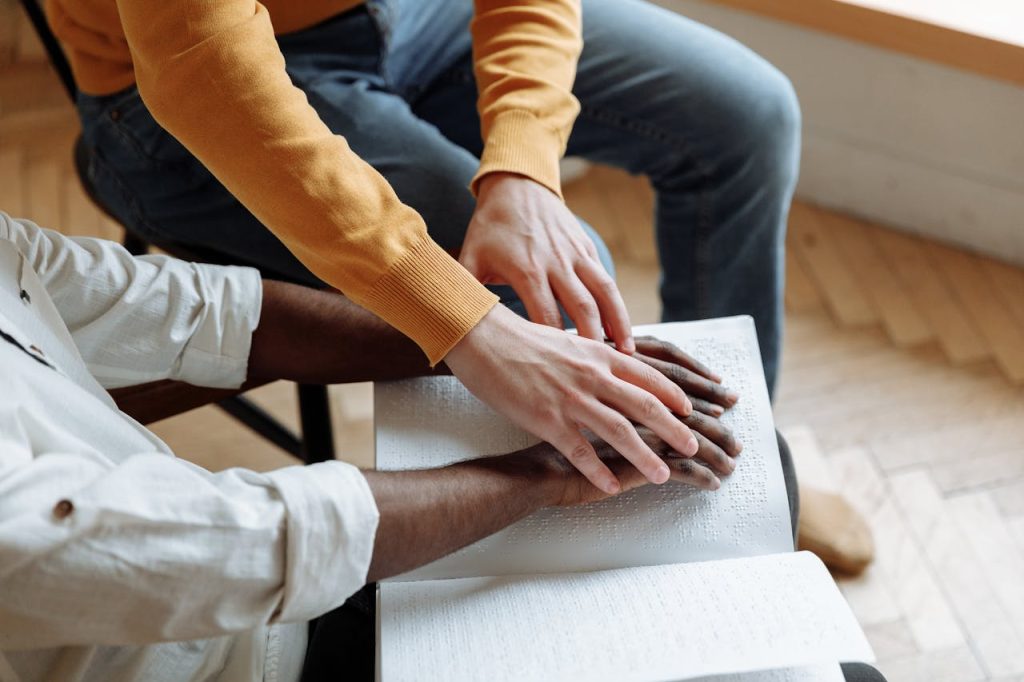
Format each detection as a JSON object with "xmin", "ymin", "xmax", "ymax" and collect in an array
[
  {"xmin": 297, "ymin": 383, "xmax": 335, "ymax": 463},
  {"xmin": 217, "ymin": 395, "xmax": 305, "ymax": 459}
]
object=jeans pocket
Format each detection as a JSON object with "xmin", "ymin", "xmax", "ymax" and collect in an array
[{"xmin": 87, "ymin": 87, "xmax": 193, "ymax": 169}]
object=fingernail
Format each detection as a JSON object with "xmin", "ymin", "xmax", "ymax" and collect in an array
[
  {"xmin": 603, "ymin": 477, "xmax": 621, "ymax": 495},
  {"xmin": 624, "ymin": 336, "xmax": 636, "ymax": 354},
  {"xmin": 734, "ymin": 441, "xmax": 744, "ymax": 455},
  {"xmin": 656, "ymin": 463, "xmax": 670, "ymax": 484},
  {"xmin": 726, "ymin": 390, "xmax": 740, "ymax": 404},
  {"xmin": 686, "ymin": 437, "xmax": 699, "ymax": 455},
  {"xmin": 709, "ymin": 476, "xmax": 722, "ymax": 491},
  {"xmin": 684, "ymin": 397, "xmax": 693, "ymax": 415},
  {"xmin": 710, "ymin": 372, "xmax": 723, "ymax": 383},
  {"xmin": 711, "ymin": 404, "xmax": 725, "ymax": 416}
]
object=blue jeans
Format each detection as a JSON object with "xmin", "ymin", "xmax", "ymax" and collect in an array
[{"xmin": 77, "ymin": 0, "xmax": 799, "ymax": 393}]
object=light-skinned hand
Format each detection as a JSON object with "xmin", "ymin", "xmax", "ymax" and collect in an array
[
  {"xmin": 444, "ymin": 305, "xmax": 700, "ymax": 494},
  {"xmin": 460, "ymin": 172, "xmax": 635, "ymax": 353}
]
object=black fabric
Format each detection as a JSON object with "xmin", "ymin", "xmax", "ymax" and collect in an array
[
  {"xmin": 778, "ymin": 430, "xmax": 800, "ymax": 547},
  {"xmin": 302, "ymin": 584, "xmax": 376, "ymax": 682},
  {"xmin": 841, "ymin": 662, "xmax": 889, "ymax": 682}
]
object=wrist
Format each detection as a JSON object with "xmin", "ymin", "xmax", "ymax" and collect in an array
[
  {"xmin": 506, "ymin": 444, "xmax": 572, "ymax": 507},
  {"xmin": 444, "ymin": 304, "xmax": 512, "ymax": 367},
  {"xmin": 476, "ymin": 171, "xmax": 558, "ymax": 202},
  {"xmin": 479, "ymin": 447, "xmax": 568, "ymax": 509}
]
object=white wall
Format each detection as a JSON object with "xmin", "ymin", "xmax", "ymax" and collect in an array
[{"xmin": 653, "ymin": 0, "xmax": 1024, "ymax": 265}]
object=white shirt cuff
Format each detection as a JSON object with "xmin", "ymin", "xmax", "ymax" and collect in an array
[
  {"xmin": 173, "ymin": 264, "xmax": 262, "ymax": 389},
  {"xmin": 266, "ymin": 461, "xmax": 380, "ymax": 623}
]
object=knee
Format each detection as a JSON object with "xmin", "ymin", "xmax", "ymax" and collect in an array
[
  {"xmin": 840, "ymin": 662, "xmax": 889, "ymax": 682},
  {"xmin": 740, "ymin": 65, "xmax": 802, "ymax": 192}
]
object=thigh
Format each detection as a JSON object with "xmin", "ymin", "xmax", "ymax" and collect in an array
[
  {"xmin": 567, "ymin": 0, "xmax": 799, "ymax": 181},
  {"xmin": 79, "ymin": 87, "xmax": 319, "ymax": 284},
  {"xmin": 79, "ymin": 70, "xmax": 483, "ymax": 278},
  {"xmin": 841, "ymin": 662, "xmax": 890, "ymax": 682},
  {"xmin": 294, "ymin": 73, "xmax": 480, "ymax": 253},
  {"xmin": 414, "ymin": 0, "xmax": 797, "ymax": 179}
]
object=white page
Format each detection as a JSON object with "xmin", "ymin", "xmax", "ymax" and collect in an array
[
  {"xmin": 375, "ymin": 317, "xmax": 793, "ymax": 581},
  {"xmin": 379, "ymin": 552, "xmax": 873, "ymax": 682}
]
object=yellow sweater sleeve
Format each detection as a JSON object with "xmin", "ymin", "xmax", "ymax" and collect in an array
[
  {"xmin": 114, "ymin": 0, "xmax": 497, "ymax": 365},
  {"xmin": 471, "ymin": 0, "xmax": 583, "ymax": 199}
]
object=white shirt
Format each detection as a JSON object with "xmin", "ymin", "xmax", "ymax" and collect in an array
[{"xmin": 0, "ymin": 213, "xmax": 379, "ymax": 682}]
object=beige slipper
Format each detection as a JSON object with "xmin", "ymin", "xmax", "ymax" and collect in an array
[{"xmin": 797, "ymin": 485, "xmax": 876, "ymax": 576}]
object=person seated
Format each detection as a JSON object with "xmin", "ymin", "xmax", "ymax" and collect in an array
[
  {"xmin": 50, "ymin": 0, "xmax": 871, "ymax": 575},
  {"xmin": 0, "ymin": 212, "xmax": 884, "ymax": 681}
]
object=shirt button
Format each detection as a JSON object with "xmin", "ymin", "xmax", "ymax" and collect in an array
[
  {"xmin": 19, "ymin": 289, "xmax": 30, "ymax": 304},
  {"xmin": 53, "ymin": 499, "xmax": 74, "ymax": 519},
  {"xmin": 109, "ymin": 108, "xmax": 121, "ymax": 122},
  {"xmin": 29, "ymin": 344, "xmax": 45, "ymax": 357}
]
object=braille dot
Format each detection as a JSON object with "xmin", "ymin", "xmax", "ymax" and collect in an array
[{"xmin": 53, "ymin": 499, "xmax": 74, "ymax": 519}]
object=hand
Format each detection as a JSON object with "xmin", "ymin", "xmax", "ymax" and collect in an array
[
  {"xmin": 461, "ymin": 172, "xmax": 635, "ymax": 352},
  {"xmin": 629, "ymin": 336, "xmax": 739, "ymax": 410},
  {"xmin": 444, "ymin": 305, "xmax": 700, "ymax": 495},
  {"xmin": 628, "ymin": 336, "xmax": 743, "ymax": 476},
  {"xmin": 519, "ymin": 427, "xmax": 723, "ymax": 508}
]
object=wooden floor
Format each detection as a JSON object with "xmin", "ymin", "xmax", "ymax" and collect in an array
[{"xmin": 3, "ymin": 59, "xmax": 1024, "ymax": 682}]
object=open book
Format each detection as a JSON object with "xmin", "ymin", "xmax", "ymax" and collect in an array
[{"xmin": 374, "ymin": 317, "xmax": 873, "ymax": 681}]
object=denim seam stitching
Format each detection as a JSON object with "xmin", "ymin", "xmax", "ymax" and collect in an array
[{"xmin": 87, "ymin": 148, "xmax": 163, "ymax": 238}]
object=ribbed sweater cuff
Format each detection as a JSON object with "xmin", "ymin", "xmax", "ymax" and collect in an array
[
  {"xmin": 363, "ymin": 236, "xmax": 499, "ymax": 366},
  {"xmin": 471, "ymin": 110, "xmax": 565, "ymax": 200}
]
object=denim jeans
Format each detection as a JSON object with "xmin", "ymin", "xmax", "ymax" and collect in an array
[{"xmin": 77, "ymin": 0, "xmax": 799, "ymax": 392}]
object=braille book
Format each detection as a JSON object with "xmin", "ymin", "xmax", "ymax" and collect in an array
[{"xmin": 374, "ymin": 317, "xmax": 873, "ymax": 682}]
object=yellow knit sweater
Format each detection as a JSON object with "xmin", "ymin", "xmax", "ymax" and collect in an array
[{"xmin": 46, "ymin": 0, "xmax": 583, "ymax": 363}]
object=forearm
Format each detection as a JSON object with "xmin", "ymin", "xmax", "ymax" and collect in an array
[
  {"xmin": 248, "ymin": 280, "xmax": 442, "ymax": 384},
  {"xmin": 363, "ymin": 453, "xmax": 558, "ymax": 582},
  {"xmin": 471, "ymin": 0, "xmax": 583, "ymax": 196}
]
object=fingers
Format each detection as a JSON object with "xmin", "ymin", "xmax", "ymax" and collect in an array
[
  {"xmin": 550, "ymin": 429, "xmax": 620, "ymax": 495},
  {"xmin": 578, "ymin": 399, "xmax": 676, "ymax": 485},
  {"xmin": 516, "ymin": 273, "xmax": 564, "ymax": 330},
  {"xmin": 682, "ymin": 409, "xmax": 743, "ymax": 458},
  {"xmin": 576, "ymin": 262, "xmax": 635, "ymax": 353},
  {"xmin": 612, "ymin": 352, "xmax": 692, "ymax": 417},
  {"xmin": 639, "ymin": 355, "xmax": 738, "ymax": 409},
  {"xmin": 599, "ymin": 378, "xmax": 699, "ymax": 462},
  {"xmin": 666, "ymin": 457, "xmax": 722, "ymax": 491},
  {"xmin": 551, "ymin": 272, "xmax": 603, "ymax": 342},
  {"xmin": 690, "ymin": 397, "xmax": 724, "ymax": 417},
  {"xmin": 634, "ymin": 336, "xmax": 721, "ymax": 382},
  {"xmin": 635, "ymin": 420, "xmax": 737, "ymax": 478},
  {"xmin": 687, "ymin": 430, "xmax": 736, "ymax": 476}
]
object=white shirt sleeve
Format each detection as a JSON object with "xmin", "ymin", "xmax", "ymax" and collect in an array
[
  {"xmin": 0, "ymin": 436, "xmax": 378, "ymax": 649},
  {"xmin": 0, "ymin": 212, "xmax": 262, "ymax": 389}
]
